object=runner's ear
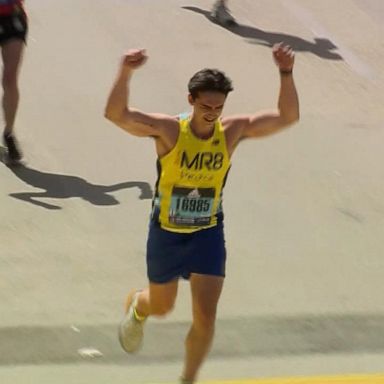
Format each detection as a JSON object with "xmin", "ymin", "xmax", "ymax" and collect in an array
[{"xmin": 188, "ymin": 94, "xmax": 194, "ymax": 105}]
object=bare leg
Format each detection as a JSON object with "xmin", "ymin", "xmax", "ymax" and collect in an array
[
  {"xmin": 2, "ymin": 39, "xmax": 25, "ymax": 136},
  {"xmin": 181, "ymin": 274, "xmax": 224, "ymax": 383},
  {"xmin": 135, "ymin": 279, "xmax": 179, "ymax": 317},
  {"xmin": 118, "ymin": 279, "xmax": 178, "ymax": 353}
]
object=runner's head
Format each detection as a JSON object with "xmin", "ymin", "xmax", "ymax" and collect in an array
[
  {"xmin": 188, "ymin": 69, "xmax": 233, "ymax": 100},
  {"xmin": 188, "ymin": 69, "xmax": 233, "ymax": 124}
]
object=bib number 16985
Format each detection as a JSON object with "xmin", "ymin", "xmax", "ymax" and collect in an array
[{"xmin": 175, "ymin": 197, "xmax": 210, "ymax": 213}]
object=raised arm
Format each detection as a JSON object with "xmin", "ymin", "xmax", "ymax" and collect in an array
[
  {"xmin": 225, "ymin": 43, "xmax": 299, "ymax": 149},
  {"xmin": 104, "ymin": 49, "xmax": 173, "ymax": 137}
]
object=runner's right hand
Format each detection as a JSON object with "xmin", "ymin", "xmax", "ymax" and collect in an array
[{"xmin": 121, "ymin": 49, "xmax": 148, "ymax": 70}]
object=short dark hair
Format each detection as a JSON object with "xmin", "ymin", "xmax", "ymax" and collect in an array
[{"xmin": 188, "ymin": 68, "xmax": 234, "ymax": 99}]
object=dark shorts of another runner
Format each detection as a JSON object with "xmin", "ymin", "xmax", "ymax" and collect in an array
[
  {"xmin": 0, "ymin": 11, "xmax": 28, "ymax": 46},
  {"xmin": 146, "ymin": 211, "xmax": 226, "ymax": 284}
]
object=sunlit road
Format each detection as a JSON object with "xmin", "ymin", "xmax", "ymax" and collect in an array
[{"xmin": 1, "ymin": 1, "xmax": 384, "ymax": 383}]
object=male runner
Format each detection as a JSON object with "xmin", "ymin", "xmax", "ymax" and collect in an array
[
  {"xmin": 211, "ymin": 0, "xmax": 236, "ymax": 26},
  {"xmin": 105, "ymin": 43, "xmax": 299, "ymax": 384},
  {"xmin": 0, "ymin": 0, "xmax": 27, "ymax": 163}
]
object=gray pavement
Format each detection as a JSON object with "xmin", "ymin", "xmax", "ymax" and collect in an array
[{"xmin": 1, "ymin": 0, "xmax": 384, "ymax": 383}]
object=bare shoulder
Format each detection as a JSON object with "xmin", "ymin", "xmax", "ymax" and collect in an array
[
  {"xmin": 160, "ymin": 114, "xmax": 180, "ymax": 139},
  {"xmin": 221, "ymin": 107, "xmax": 295, "ymax": 147},
  {"xmin": 106, "ymin": 107, "xmax": 179, "ymax": 139},
  {"xmin": 134, "ymin": 111, "xmax": 178, "ymax": 129},
  {"xmin": 153, "ymin": 113, "xmax": 178, "ymax": 128},
  {"xmin": 221, "ymin": 115, "xmax": 248, "ymax": 131},
  {"xmin": 221, "ymin": 115, "xmax": 248, "ymax": 155},
  {"xmin": 155, "ymin": 114, "xmax": 180, "ymax": 157}
]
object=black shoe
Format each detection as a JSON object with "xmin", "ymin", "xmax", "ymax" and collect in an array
[{"xmin": 3, "ymin": 132, "xmax": 22, "ymax": 162}]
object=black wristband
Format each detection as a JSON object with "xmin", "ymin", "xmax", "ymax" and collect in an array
[{"xmin": 280, "ymin": 69, "xmax": 293, "ymax": 75}]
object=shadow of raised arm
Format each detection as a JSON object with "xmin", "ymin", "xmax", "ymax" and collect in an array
[
  {"xmin": 1, "ymin": 152, "xmax": 153, "ymax": 209},
  {"xmin": 182, "ymin": 6, "xmax": 342, "ymax": 60}
]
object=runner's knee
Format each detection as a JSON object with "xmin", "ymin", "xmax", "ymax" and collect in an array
[
  {"xmin": 193, "ymin": 308, "xmax": 217, "ymax": 331},
  {"xmin": 150, "ymin": 298, "xmax": 175, "ymax": 316}
]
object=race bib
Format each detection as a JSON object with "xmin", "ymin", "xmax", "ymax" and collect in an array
[{"xmin": 169, "ymin": 186, "xmax": 215, "ymax": 226}]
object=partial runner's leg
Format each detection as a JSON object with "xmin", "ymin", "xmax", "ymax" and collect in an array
[
  {"xmin": 135, "ymin": 279, "xmax": 179, "ymax": 317},
  {"xmin": 2, "ymin": 39, "xmax": 25, "ymax": 161},
  {"xmin": 119, "ymin": 279, "xmax": 178, "ymax": 353},
  {"xmin": 181, "ymin": 274, "xmax": 224, "ymax": 383}
]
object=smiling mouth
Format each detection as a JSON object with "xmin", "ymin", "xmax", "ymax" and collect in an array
[{"xmin": 204, "ymin": 117, "xmax": 216, "ymax": 122}]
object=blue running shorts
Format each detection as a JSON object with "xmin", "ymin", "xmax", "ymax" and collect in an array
[{"xmin": 146, "ymin": 216, "xmax": 226, "ymax": 284}]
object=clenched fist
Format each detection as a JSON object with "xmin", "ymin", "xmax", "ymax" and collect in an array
[
  {"xmin": 272, "ymin": 43, "xmax": 295, "ymax": 73},
  {"xmin": 121, "ymin": 49, "xmax": 148, "ymax": 71}
]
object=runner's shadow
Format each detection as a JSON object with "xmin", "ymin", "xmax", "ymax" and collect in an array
[
  {"xmin": 0, "ymin": 147, "xmax": 153, "ymax": 210},
  {"xmin": 182, "ymin": 6, "xmax": 343, "ymax": 60}
]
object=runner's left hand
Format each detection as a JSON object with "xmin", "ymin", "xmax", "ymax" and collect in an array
[{"xmin": 272, "ymin": 43, "xmax": 295, "ymax": 72}]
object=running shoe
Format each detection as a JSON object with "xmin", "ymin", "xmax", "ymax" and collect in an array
[
  {"xmin": 3, "ymin": 132, "xmax": 22, "ymax": 163},
  {"xmin": 118, "ymin": 290, "xmax": 146, "ymax": 353}
]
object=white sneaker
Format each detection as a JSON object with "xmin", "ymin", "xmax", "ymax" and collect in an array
[
  {"xmin": 211, "ymin": 2, "xmax": 236, "ymax": 26},
  {"xmin": 118, "ymin": 290, "xmax": 146, "ymax": 353}
]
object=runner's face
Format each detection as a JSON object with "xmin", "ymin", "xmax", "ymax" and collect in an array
[{"xmin": 189, "ymin": 91, "xmax": 226, "ymax": 124}]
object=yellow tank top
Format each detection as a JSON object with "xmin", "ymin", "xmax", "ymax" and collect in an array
[{"xmin": 152, "ymin": 114, "xmax": 231, "ymax": 233}]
